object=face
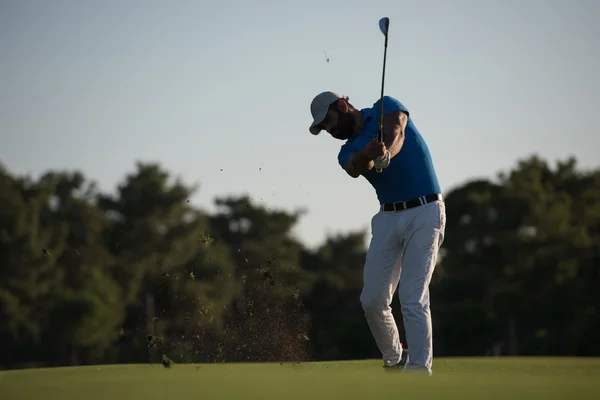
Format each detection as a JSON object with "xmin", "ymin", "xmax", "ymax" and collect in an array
[{"xmin": 318, "ymin": 101, "xmax": 357, "ymax": 140}]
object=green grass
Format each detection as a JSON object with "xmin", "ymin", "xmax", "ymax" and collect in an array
[{"xmin": 1, "ymin": 358, "xmax": 599, "ymax": 399}]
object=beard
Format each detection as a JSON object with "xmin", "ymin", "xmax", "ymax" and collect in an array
[{"xmin": 331, "ymin": 112, "xmax": 357, "ymax": 140}]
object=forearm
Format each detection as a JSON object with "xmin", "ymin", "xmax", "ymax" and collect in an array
[
  {"xmin": 373, "ymin": 128, "xmax": 404, "ymax": 171},
  {"xmin": 381, "ymin": 110, "xmax": 407, "ymax": 159},
  {"xmin": 384, "ymin": 128, "xmax": 404, "ymax": 158},
  {"xmin": 346, "ymin": 150, "xmax": 374, "ymax": 178}
]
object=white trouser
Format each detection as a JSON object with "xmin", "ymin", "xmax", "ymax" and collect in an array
[{"xmin": 359, "ymin": 200, "xmax": 446, "ymax": 372}]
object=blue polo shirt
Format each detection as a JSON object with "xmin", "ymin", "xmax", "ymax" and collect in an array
[{"xmin": 337, "ymin": 96, "xmax": 441, "ymax": 204}]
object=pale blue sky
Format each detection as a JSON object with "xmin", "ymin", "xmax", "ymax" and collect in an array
[{"xmin": 1, "ymin": 0, "xmax": 598, "ymax": 249}]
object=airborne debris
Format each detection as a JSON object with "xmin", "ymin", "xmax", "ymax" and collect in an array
[{"xmin": 200, "ymin": 232, "xmax": 213, "ymax": 246}]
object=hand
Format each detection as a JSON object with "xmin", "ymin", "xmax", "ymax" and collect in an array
[
  {"xmin": 374, "ymin": 149, "xmax": 391, "ymax": 169},
  {"xmin": 361, "ymin": 138, "xmax": 387, "ymax": 160}
]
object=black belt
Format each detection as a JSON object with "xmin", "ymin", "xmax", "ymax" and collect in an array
[{"xmin": 380, "ymin": 193, "xmax": 442, "ymax": 212}]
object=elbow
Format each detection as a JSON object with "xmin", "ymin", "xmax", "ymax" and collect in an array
[
  {"xmin": 344, "ymin": 161, "xmax": 360, "ymax": 178},
  {"xmin": 345, "ymin": 164, "xmax": 361, "ymax": 178},
  {"xmin": 346, "ymin": 169, "xmax": 360, "ymax": 178},
  {"xmin": 346, "ymin": 164, "xmax": 370, "ymax": 178}
]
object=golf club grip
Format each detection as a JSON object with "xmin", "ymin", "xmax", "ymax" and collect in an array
[
  {"xmin": 377, "ymin": 99, "xmax": 384, "ymax": 172},
  {"xmin": 376, "ymin": 128, "xmax": 383, "ymax": 173}
]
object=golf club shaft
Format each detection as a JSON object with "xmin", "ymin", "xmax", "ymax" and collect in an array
[
  {"xmin": 377, "ymin": 35, "xmax": 388, "ymax": 143},
  {"xmin": 376, "ymin": 19, "xmax": 389, "ymax": 173}
]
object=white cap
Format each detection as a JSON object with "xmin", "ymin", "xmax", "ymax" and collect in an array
[{"xmin": 309, "ymin": 91, "xmax": 343, "ymax": 135}]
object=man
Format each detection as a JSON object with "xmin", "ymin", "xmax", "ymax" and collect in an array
[{"xmin": 308, "ymin": 91, "xmax": 446, "ymax": 375}]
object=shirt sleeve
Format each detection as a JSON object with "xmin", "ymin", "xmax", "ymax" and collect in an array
[
  {"xmin": 338, "ymin": 142, "xmax": 353, "ymax": 171},
  {"xmin": 374, "ymin": 95, "xmax": 409, "ymax": 117}
]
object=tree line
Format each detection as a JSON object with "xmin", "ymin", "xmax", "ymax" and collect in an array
[{"xmin": 0, "ymin": 154, "xmax": 598, "ymax": 369}]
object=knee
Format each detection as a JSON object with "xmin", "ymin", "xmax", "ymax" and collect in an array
[{"xmin": 360, "ymin": 292, "xmax": 389, "ymax": 315}]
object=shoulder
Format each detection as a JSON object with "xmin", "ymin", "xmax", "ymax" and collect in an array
[{"xmin": 373, "ymin": 96, "xmax": 409, "ymax": 116}]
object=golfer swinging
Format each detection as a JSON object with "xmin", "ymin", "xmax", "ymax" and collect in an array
[{"xmin": 309, "ymin": 91, "xmax": 446, "ymax": 375}]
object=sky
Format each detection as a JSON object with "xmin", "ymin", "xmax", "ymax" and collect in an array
[{"xmin": 1, "ymin": 0, "xmax": 599, "ymax": 249}]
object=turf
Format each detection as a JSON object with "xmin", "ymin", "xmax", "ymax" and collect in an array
[{"xmin": 1, "ymin": 357, "xmax": 599, "ymax": 400}]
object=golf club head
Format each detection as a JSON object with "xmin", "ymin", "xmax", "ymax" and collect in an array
[{"xmin": 379, "ymin": 17, "xmax": 389, "ymax": 35}]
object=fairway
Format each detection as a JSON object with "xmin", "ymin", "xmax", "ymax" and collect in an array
[{"xmin": 1, "ymin": 358, "xmax": 599, "ymax": 400}]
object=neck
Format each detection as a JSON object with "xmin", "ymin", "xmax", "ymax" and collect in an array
[{"xmin": 353, "ymin": 110, "xmax": 364, "ymax": 134}]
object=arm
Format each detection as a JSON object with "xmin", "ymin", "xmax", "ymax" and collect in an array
[
  {"xmin": 374, "ymin": 97, "xmax": 409, "ymax": 169},
  {"xmin": 345, "ymin": 149, "xmax": 375, "ymax": 178},
  {"xmin": 382, "ymin": 110, "xmax": 407, "ymax": 159},
  {"xmin": 338, "ymin": 143, "xmax": 376, "ymax": 179}
]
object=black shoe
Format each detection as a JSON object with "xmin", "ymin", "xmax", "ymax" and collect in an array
[{"xmin": 383, "ymin": 348, "xmax": 409, "ymax": 371}]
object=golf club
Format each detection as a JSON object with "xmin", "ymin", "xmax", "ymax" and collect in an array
[{"xmin": 376, "ymin": 17, "xmax": 390, "ymax": 174}]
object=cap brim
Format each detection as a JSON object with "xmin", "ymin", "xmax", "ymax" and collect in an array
[{"xmin": 309, "ymin": 110, "xmax": 327, "ymax": 135}]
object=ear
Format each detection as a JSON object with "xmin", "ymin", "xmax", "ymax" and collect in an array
[{"xmin": 337, "ymin": 99, "xmax": 350, "ymax": 113}]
